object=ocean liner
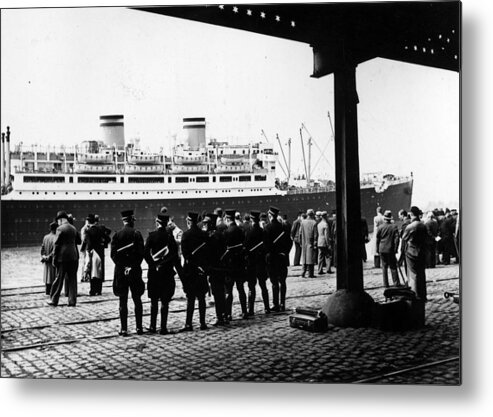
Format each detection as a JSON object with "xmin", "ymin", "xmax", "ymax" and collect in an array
[{"xmin": 0, "ymin": 116, "xmax": 413, "ymax": 247}]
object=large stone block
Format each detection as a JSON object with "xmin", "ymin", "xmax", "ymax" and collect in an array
[{"xmin": 321, "ymin": 290, "xmax": 375, "ymax": 328}]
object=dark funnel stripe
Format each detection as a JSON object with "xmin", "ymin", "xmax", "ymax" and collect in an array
[
  {"xmin": 100, "ymin": 115, "xmax": 124, "ymax": 120},
  {"xmin": 183, "ymin": 125, "xmax": 206, "ymax": 129},
  {"xmin": 100, "ymin": 122, "xmax": 124, "ymax": 127},
  {"xmin": 183, "ymin": 118, "xmax": 205, "ymax": 122}
]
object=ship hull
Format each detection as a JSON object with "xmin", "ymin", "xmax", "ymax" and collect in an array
[{"xmin": 1, "ymin": 180, "xmax": 412, "ymax": 247}]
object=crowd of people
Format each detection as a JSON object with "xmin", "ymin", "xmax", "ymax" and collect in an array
[
  {"xmin": 373, "ymin": 206, "xmax": 460, "ymax": 302},
  {"xmin": 40, "ymin": 204, "xmax": 460, "ymax": 336}
]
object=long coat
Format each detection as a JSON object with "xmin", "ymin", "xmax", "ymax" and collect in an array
[
  {"xmin": 144, "ymin": 227, "xmax": 178, "ymax": 301},
  {"xmin": 372, "ymin": 213, "xmax": 385, "ymax": 255},
  {"xmin": 402, "ymin": 219, "xmax": 428, "ymax": 300},
  {"xmin": 41, "ymin": 232, "xmax": 57, "ymax": 285},
  {"xmin": 110, "ymin": 225, "xmax": 145, "ymax": 297},
  {"xmin": 300, "ymin": 217, "xmax": 318, "ymax": 265},
  {"xmin": 181, "ymin": 224, "xmax": 210, "ymax": 296}
]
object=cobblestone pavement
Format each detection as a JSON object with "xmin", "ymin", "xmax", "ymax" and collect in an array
[{"xmin": 1, "ymin": 248, "xmax": 460, "ymax": 384}]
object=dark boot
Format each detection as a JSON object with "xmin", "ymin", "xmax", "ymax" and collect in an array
[
  {"xmin": 374, "ymin": 255, "xmax": 381, "ymax": 268},
  {"xmin": 248, "ymin": 288, "xmax": 256, "ymax": 316},
  {"xmin": 301, "ymin": 265, "xmax": 307, "ymax": 278},
  {"xmin": 149, "ymin": 300, "xmax": 158, "ymax": 332},
  {"xmin": 160, "ymin": 303, "xmax": 169, "ymax": 333},
  {"xmin": 308, "ymin": 265, "xmax": 315, "ymax": 278},
  {"xmin": 198, "ymin": 296, "xmax": 207, "ymax": 329},
  {"xmin": 185, "ymin": 296, "xmax": 195, "ymax": 327}
]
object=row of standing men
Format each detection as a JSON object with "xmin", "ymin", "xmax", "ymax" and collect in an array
[{"xmin": 42, "ymin": 206, "xmax": 294, "ymax": 336}]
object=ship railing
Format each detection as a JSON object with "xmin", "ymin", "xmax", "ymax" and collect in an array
[{"xmin": 286, "ymin": 186, "xmax": 334, "ymax": 194}]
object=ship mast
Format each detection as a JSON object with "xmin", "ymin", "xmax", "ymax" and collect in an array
[
  {"xmin": 276, "ymin": 133, "xmax": 290, "ymax": 182},
  {"xmin": 288, "ymin": 138, "xmax": 292, "ymax": 184},
  {"xmin": 299, "ymin": 128, "xmax": 308, "ymax": 186}
]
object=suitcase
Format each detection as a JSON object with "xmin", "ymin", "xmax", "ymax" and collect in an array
[{"xmin": 289, "ymin": 307, "xmax": 328, "ymax": 332}]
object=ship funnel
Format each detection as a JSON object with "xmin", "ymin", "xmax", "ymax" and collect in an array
[
  {"xmin": 99, "ymin": 115, "xmax": 125, "ymax": 149},
  {"xmin": 183, "ymin": 117, "xmax": 206, "ymax": 149},
  {"xmin": 1, "ymin": 132, "xmax": 5, "ymax": 187}
]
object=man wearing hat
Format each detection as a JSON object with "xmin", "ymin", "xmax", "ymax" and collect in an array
[
  {"xmin": 372, "ymin": 207, "xmax": 385, "ymax": 268},
  {"xmin": 402, "ymin": 206, "xmax": 428, "ymax": 301},
  {"xmin": 180, "ymin": 212, "xmax": 210, "ymax": 331},
  {"xmin": 290, "ymin": 211, "xmax": 303, "ymax": 266},
  {"xmin": 300, "ymin": 209, "xmax": 318, "ymax": 278},
  {"xmin": 48, "ymin": 211, "xmax": 82, "ymax": 307},
  {"xmin": 244, "ymin": 210, "xmax": 270, "ymax": 315},
  {"xmin": 84, "ymin": 214, "xmax": 111, "ymax": 296},
  {"xmin": 41, "ymin": 221, "xmax": 58, "ymax": 295},
  {"xmin": 144, "ymin": 212, "xmax": 180, "ymax": 334},
  {"xmin": 223, "ymin": 209, "xmax": 248, "ymax": 320},
  {"xmin": 202, "ymin": 213, "xmax": 228, "ymax": 325},
  {"xmin": 316, "ymin": 211, "xmax": 331, "ymax": 275},
  {"xmin": 110, "ymin": 210, "xmax": 145, "ymax": 336},
  {"xmin": 264, "ymin": 206, "xmax": 291, "ymax": 311},
  {"xmin": 376, "ymin": 210, "xmax": 401, "ymax": 288}
]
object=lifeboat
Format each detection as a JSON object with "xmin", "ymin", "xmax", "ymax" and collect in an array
[
  {"xmin": 127, "ymin": 154, "xmax": 162, "ymax": 165},
  {"xmin": 214, "ymin": 163, "xmax": 250, "ymax": 174},
  {"xmin": 173, "ymin": 154, "xmax": 206, "ymax": 165},
  {"xmin": 169, "ymin": 164, "xmax": 208, "ymax": 174},
  {"xmin": 77, "ymin": 153, "xmax": 113, "ymax": 164},
  {"xmin": 74, "ymin": 163, "xmax": 116, "ymax": 174},
  {"xmin": 220, "ymin": 154, "xmax": 247, "ymax": 164},
  {"xmin": 125, "ymin": 164, "xmax": 164, "ymax": 174}
]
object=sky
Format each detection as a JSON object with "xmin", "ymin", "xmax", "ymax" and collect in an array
[{"xmin": 0, "ymin": 4, "xmax": 459, "ymax": 209}]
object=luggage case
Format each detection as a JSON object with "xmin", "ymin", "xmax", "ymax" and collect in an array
[{"xmin": 289, "ymin": 307, "xmax": 328, "ymax": 332}]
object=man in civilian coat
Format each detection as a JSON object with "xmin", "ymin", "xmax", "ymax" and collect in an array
[
  {"xmin": 300, "ymin": 209, "xmax": 318, "ymax": 278},
  {"xmin": 372, "ymin": 206, "xmax": 385, "ymax": 268},
  {"xmin": 48, "ymin": 211, "xmax": 81, "ymax": 307},
  {"xmin": 41, "ymin": 221, "xmax": 58, "ymax": 295},
  {"xmin": 84, "ymin": 214, "xmax": 110, "ymax": 296},
  {"xmin": 402, "ymin": 206, "xmax": 428, "ymax": 301},
  {"xmin": 376, "ymin": 210, "xmax": 401, "ymax": 288},
  {"xmin": 316, "ymin": 211, "xmax": 331, "ymax": 274},
  {"xmin": 290, "ymin": 211, "xmax": 303, "ymax": 266},
  {"xmin": 111, "ymin": 210, "xmax": 145, "ymax": 336}
]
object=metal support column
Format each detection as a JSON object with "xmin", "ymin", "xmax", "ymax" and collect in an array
[{"xmin": 333, "ymin": 63, "xmax": 363, "ymax": 291}]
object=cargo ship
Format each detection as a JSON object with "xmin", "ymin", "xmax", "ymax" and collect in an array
[{"xmin": 0, "ymin": 116, "xmax": 413, "ymax": 247}]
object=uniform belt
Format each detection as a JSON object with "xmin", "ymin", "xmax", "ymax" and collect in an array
[{"xmin": 226, "ymin": 243, "xmax": 243, "ymax": 250}]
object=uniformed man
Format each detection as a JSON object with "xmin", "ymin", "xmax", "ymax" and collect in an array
[
  {"xmin": 402, "ymin": 206, "xmax": 428, "ymax": 301},
  {"xmin": 180, "ymin": 212, "xmax": 210, "ymax": 331},
  {"xmin": 264, "ymin": 206, "xmax": 290, "ymax": 312},
  {"xmin": 144, "ymin": 212, "xmax": 180, "ymax": 334},
  {"xmin": 214, "ymin": 207, "xmax": 228, "ymax": 234},
  {"xmin": 244, "ymin": 210, "xmax": 270, "ymax": 315},
  {"xmin": 202, "ymin": 213, "xmax": 228, "ymax": 325},
  {"xmin": 84, "ymin": 214, "xmax": 110, "ymax": 296},
  {"xmin": 110, "ymin": 210, "xmax": 145, "ymax": 336},
  {"xmin": 223, "ymin": 209, "xmax": 248, "ymax": 320}
]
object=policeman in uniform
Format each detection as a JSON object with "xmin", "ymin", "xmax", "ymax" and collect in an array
[
  {"xmin": 244, "ymin": 210, "xmax": 270, "ymax": 315},
  {"xmin": 223, "ymin": 209, "xmax": 248, "ymax": 320},
  {"xmin": 180, "ymin": 212, "xmax": 210, "ymax": 331},
  {"xmin": 202, "ymin": 213, "xmax": 228, "ymax": 325},
  {"xmin": 264, "ymin": 206, "xmax": 290, "ymax": 312},
  {"xmin": 144, "ymin": 212, "xmax": 180, "ymax": 334},
  {"xmin": 110, "ymin": 210, "xmax": 145, "ymax": 336}
]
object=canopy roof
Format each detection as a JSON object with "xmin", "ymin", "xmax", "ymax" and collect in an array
[{"xmin": 136, "ymin": 2, "xmax": 460, "ymax": 77}]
